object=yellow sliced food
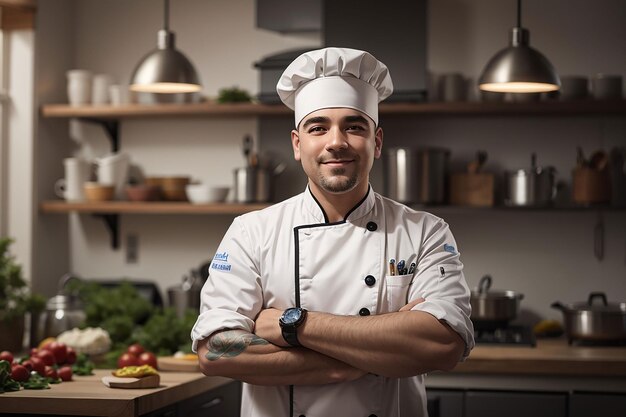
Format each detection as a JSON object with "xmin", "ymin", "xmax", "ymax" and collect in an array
[
  {"xmin": 181, "ymin": 354, "xmax": 197, "ymax": 361},
  {"xmin": 38, "ymin": 337, "xmax": 56, "ymax": 349},
  {"xmin": 112, "ymin": 365, "xmax": 159, "ymax": 378}
]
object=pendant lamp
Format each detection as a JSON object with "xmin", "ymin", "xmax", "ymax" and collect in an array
[
  {"xmin": 478, "ymin": 0, "xmax": 560, "ymax": 93},
  {"xmin": 130, "ymin": 0, "xmax": 201, "ymax": 93}
]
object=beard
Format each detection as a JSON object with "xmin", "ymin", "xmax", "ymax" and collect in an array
[{"xmin": 318, "ymin": 166, "xmax": 359, "ymax": 193}]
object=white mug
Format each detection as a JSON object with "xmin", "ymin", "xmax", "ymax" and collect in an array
[
  {"xmin": 92, "ymin": 74, "xmax": 114, "ymax": 105},
  {"xmin": 66, "ymin": 70, "xmax": 92, "ymax": 106},
  {"xmin": 95, "ymin": 152, "xmax": 130, "ymax": 199},
  {"xmin": 54, "ymin": 157, "xmax": 91, "ymax": 201}
]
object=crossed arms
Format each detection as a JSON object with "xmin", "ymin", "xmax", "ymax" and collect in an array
[{"xmin": 197, "ymin": 299, "xmax": 466, "ymax": 386}]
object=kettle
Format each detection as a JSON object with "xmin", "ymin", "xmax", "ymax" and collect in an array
[{"xmin": 38, "ymin": 274, "xmax": 86, "ymax": 340}]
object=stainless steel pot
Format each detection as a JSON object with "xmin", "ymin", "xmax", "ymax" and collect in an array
[
  {"xmin": 505, "ymin": 153, "xmax": 557, "ymax": 207},
  {"xmin": 167, "ymin": 272, "xmax": 203, "ymax": 318},
  {"xmin": 470, "ymin": 275, "xmax": 524, "ymax": 329},
  {"xmin": 38, "ymin": 274, "xmax": 86, "ymax": 339},
  {"xmin": 552, "ymin": 292, "xmax": 626, "ymax": 344},
  {"xmin": 234, "ymin": 163, "xmax": 285, "ymax": 203}
]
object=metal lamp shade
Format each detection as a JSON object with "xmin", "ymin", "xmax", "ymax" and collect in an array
[
  {"xmin": 130, "ymin": 30, "xmax": 201, "ymax": 94},
  {"xmin": 479, "ymin": 28, "xmax": 560, "ymax": 93}
]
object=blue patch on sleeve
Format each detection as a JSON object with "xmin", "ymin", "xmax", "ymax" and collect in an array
[
  {"xmin": 443, "ymin": 244, "xmax": 456, "ymax": 254},
  {"xmin": 211, "ymin": 251, "xmax": 232, "ymax": 272}
]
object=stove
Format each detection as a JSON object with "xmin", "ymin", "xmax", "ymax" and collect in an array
[{"xmin": 474, "ymin": 325, "xmax": 536, "ymax": 347}]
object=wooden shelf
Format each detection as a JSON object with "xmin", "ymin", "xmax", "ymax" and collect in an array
[
  {"xmin": 40, "ymin": 200, "xmax": 269, "ymax": 215},
  {"xmin": 41, "ymin": 100, "xmax": 626, "ymax": 120}
]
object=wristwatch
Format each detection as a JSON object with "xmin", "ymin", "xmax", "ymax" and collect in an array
[{"xmin": 279, "ymin": 307, "xmax": 308, "ymax": 347}]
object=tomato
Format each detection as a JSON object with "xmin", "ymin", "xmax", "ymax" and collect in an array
[
  {"xmin": 30, "ymin": 356, "xmax": 46, "ymax": 376},
  {"xmin": 37, "ymin": 349, "xmax": 56, "ymax": 366},
  {"xmin": 49, "ymin": 341, "xmax": 67, "ymax": 364},
  {"xmin": 65, "ymin": 347, "xmax": 77, "ymax": 365},
  {"xmin": 58, "ymin": 366, "xmax": 73, "ymax": 382},
  {"xmin": 44, "ymin": 365, "xmax": 58, "ymax": 380},
  {"xmin": 0, "ymin": 350, "xmax": 14, "ymax": 363},
  {"xmin": 20, "ymin": 359, "xmax": 33, "ymax": 372},
  {"xmin": 40, "ymin": 340, "xmax": 54, "ymax": 351},
  {"xmin": 117, "ymin": 352, "xmax": 139, "ymax": 368},
  {"xmin": 30, "ymin": 347, "xmax": 39, "ymax": 357},
  {"xmin": 11, "ymin": 364, "xmax": 30, "ymax": 382},
  {"xmin": 137, "ymin": 352, "xmax": 157, "ymax": 369},
  {"xmin": 127, "ymin": 343, "xmax": 145, "ymax": 356}
]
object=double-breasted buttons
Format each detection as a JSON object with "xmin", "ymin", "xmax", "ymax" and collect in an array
[
  {"xmin": 359, "ymin": 308, "xmax": 370, "ymax": 316},
  {"xmin": 364, "ymin": 275, "xmax": 376, "ymax": 286},
  {"xmin": 366, "ymin": 221, "xmax": 377, "ymax": 231}
]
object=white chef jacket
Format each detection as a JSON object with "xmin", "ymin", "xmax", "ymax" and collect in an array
[{"xmin": 192, "ymin": 186, "xmax": 474, "ymax": 417}]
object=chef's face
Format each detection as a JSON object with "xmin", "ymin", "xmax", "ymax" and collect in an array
[{"xmin": 291, "ymin": 108, "xmax": 383, "ymax": 195}]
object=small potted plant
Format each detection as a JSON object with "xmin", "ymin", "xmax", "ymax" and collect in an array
[{"xmin": 0, "ymin": 237, "xmax": 46, "ymax": 352}]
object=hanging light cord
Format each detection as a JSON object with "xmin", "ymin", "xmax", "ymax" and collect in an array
[
  {"xmin": 517, "ymin": 0, "xmax": 522, "ymax": 28},
  {"xmin": 163, "ymin": 0, "xmax": 170, "ymax": 31}
]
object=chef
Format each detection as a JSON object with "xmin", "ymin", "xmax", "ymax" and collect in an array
[{"xmin": 192, "ymin": 47, "xmax": 474, "ymax": 417}]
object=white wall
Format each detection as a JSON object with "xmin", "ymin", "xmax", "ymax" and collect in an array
[{"xmin": 35, "ymin": 0, "xmax": 626, "ymax": 321}]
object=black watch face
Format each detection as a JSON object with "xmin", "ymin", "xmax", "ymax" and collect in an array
[{"xmin": 282, "ymin": 308, "xmax": 302, "ymax": 324}]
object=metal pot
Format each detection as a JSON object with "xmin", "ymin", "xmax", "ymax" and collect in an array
[
  {"xmin": 234, "ymin": 163, "xmax": 286, "ymax": 203},
  {"xmin": 551, "ymin": 292, "xmax": 626, "ymax": 344},
  {"xmin": 167, "ymin": 272, "xmax": 203, "ymax": 318},
  {"xmin": 470, "ymin": 275, "xmax": 524, "ymax": 329},
  {"xmin": 505, "ymin": 153, "xmax": 557, "ymax": 207}
]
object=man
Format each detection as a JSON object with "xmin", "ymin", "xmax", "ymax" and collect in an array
[{"xmin": 192, "ymin": 47, "xmax": 474, "ymax": 417}]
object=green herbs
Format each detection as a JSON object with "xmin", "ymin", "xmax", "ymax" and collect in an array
[
  {"xmin": 216, "ymin": 86, "xmax": 252, "ymax": 103},
  {"xmin": 22, "ymin": 373, "xmax": 52, "ymax": 390},
  {"xmin": 0, "ymin": 360, "xmax": 21, "ymax": 393},
  {"xmin": 133, "ymin": 308, "xmax": 197, "ymax": 356},
  {"xmin": 71, "ymin": 353, "xmax": 95, "ymax": 376},
  {"xmin": 0, "ymin": 238, "xmax": 46, "ymax": 323}
]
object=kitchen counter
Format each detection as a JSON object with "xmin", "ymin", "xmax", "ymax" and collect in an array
[
  {"xmin": 0, "ymin": 370, "xmax": 233, "ymax": 417},
  {"xmin": 454, "ymin": 338, "xmax": 626, "ymax": 377}
]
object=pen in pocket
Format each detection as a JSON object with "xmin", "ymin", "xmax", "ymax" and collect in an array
[
  {"xmin": 396, "ymin": 260, "xmax": 406, "ymax": 275},
  {"xmin": 389, "ymin": 259, "xmax": 396, "ymax": 276}
]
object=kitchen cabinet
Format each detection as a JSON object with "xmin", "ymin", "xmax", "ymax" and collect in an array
[
  {"xmin": 465, "ymin": 390, "xmax": 567, "ymax": 417},
  {"xmin": 569, "ymin": 392, "xmax": 626, "ymax": 417}
]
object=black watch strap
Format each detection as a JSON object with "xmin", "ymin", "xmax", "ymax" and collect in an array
[{"xmin": 281, "ymin": 326, "xmax": 301, "ymax": 347}]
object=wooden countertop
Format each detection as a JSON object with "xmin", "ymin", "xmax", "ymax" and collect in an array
[
  {"xmin": 454, "ymin": 338, "xmax": 626, "ymax": 376},
  {"xmin": 0, "ymin": 370, "xmax": 231, "ymax": 417}
]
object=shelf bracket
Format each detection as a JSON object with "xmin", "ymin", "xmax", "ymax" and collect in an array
[
  {"xmin": 82, "ymin": 118, "xmax": 120, "ymax": 153},
  {"xmin": 93, "ymin": 214, "xmax": 120, "ymax": 250}
]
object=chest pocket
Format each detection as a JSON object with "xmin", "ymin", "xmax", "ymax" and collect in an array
[{"xmin": 385, "ymin": 274, "xmax": 413, "ymax": 312}]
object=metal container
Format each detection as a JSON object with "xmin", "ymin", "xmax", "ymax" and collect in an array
[
  {"xmin": 552, "ymin": 292, "xmax": 626, "ymax": 344},
  {"xmin": 384, "ymin": 147, "xmax": 419, "ymax": 203},
  {"xmin": 470, "ymin": 275, "xmax": 524, "ymax": 329},
  {"xmin": 167, "ymin": 274, "xmax": 203, "ymax": 318},
  {"xmin": 505, "ymin": 154, "xmax": 557, "ymax": 207},
  {"xmin": 234, "ymin": 164, "xmax": 285, "ymax": 203},
  {"xmin": 41, "ymin": 294, "xmax": 86, "ymax": 339},
  {"xmin": 384, "ymin": 147, "xmax": 450, "ymax": 204}
]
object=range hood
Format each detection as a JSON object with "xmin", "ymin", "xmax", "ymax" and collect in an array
[{"xmin": 255, "ymin": 0, "xmax": 428, "ymax": 103}]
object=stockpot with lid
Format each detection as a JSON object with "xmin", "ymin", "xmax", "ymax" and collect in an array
[{"xmin": 552, "ymin": 292, "xmax": 626, "ymax": 344}]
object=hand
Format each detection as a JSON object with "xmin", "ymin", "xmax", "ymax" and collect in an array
[
  {"xmin": 399, "ymin": 297, "xmax": 426, "ymax": 312},
  {"xmin": 254, "ymin": 308, "xmax": 289, "ymax": 347}
]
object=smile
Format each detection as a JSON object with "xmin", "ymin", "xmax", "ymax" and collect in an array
[{"xmin": 321, "ymin": 159, "xmax": 354, "ymax": 167}]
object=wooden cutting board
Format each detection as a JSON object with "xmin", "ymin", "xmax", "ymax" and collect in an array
[
  {"xmin": 101, "ymin": 374, "xmax": 160, "ymax": 389},
  {"xmin": 157, "ymin": 356, "xmax": 200, "ymax": 372}
]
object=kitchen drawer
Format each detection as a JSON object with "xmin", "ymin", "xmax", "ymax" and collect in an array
[
  {"xmin": 426, "ymin": 389, "xmax": 464, "ymax": 417},
  {"xmin": 178, "ymin": 381, "xmax": 242, "ymax": 417},
  {"xmin": 570, "ymin": 392, "xmax": 626, "ymax": 417},
  {"xmin": 465, "ymin": 390, "xmax": 567, "ymax": 417}
]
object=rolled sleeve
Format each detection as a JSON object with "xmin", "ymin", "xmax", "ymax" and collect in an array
[
  {"xmin": 191, "ymin": 217, "xmax": 263, "ymax": 352},
  {"xmin": 409, "ymin": 218, "xmax": 475, "ymax": 359}
]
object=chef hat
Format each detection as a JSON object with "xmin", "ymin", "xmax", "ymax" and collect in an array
[{"xmin": 277, "ymin": 47, "xmax": 394, "ymax": 127}]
